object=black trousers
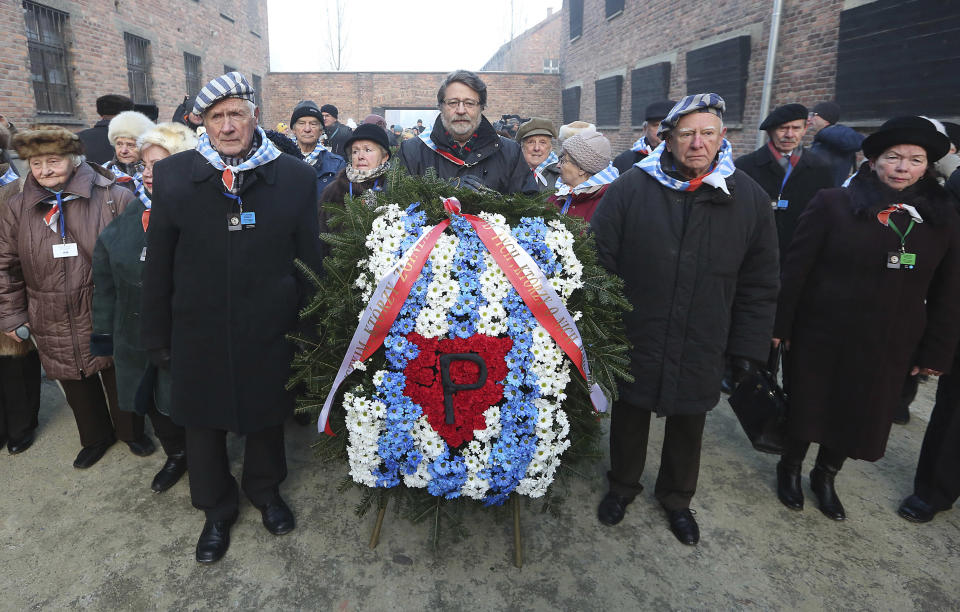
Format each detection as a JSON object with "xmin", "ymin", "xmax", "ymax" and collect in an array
[
  {"xmin": 147, "ymin": 406, "xmax": 185, "ymax": 457},
  {"xmin": 0, "ymin": 351, "xmax": 42, "ymax": 441},
  {"xmin": 913, "ymin": 373, "xmax": 960, "ymax": 510},
  {"xmin": 781, "ymin": 438, "xmax": 846, "ymax": 470},
  {"xmin": 185, "ymin": 423, "xmax": 287, "ymax": 521},
  {"xmin": 608, "ymin": 400, "xmax": 707, "ymax": 511},
  {"xmin": 59, "ymin": 366, "xmax": 143, "ymax": 447}
]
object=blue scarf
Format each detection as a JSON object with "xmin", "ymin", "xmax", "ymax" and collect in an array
[
  {"xmin": 554, "ymin": 162, "xmax": 620, "ymax": 196},
  {"xmin": 196, "ymin": 126, "xmax": 281, "ymax": 192},
  {"xmin": 533, "ymin": 151, "xmax": 559, "ymax": 186},
  {"xmin": 636, "ymin": 140, "xmax": 736, "ymax": 194}
]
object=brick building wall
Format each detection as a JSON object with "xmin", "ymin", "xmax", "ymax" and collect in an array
[
  {"xmin": 558, "ymin": 0, "xmax": 958, "ymax": 157},
  {"xmin": 263, "ymin": 72, "xmax": 562, "ymax": 133},
  {"xmin": 482, "ymin": 10, "xmax": 562, "ymax": 74},
  {"xmin": 0, "ymin": 0, "xmax": 270, "ymax": 132}
]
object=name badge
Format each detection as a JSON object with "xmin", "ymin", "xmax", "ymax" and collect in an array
[
  {"xmin": 227, "ymin": 213, "xmax": 242, "ymax": 232},
  {"xmin": 240, "ymin": 211, "xmax": 256, "ymax": 229},
  {"xmin": 776, "ymin": 199, "xmax": 789, "ymax": 210},
  {"xmin": 887, "ymin": 251, "xmax": 917, "ymax": 270},
  {"xmin": 140, "ymin": 246, "xmax": 147, "ymax": 262},
  {"xmin": 53, "ymin": 243, "xmax": 79, "ymax": 258}
]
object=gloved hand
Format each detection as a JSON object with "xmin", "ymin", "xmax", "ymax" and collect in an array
[
  {"xmin": 89, "ymin": 334, "xmax": 114, "ymax": 357},
  {"xmin": 148, "ymin": 347, "xmax": 171, "ymax": 369},
  {"xmin": 729, "ymin": 356, "xmax": 760, "ymax": 386}
]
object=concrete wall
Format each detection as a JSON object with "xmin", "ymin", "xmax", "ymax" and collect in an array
[
  {"xmin": 0, "ymin": 0, "xmax": 270, "ymax": 130},
  {"xmin": 263, "ymin": 72, "xmax": 562, "ymax": 133}
]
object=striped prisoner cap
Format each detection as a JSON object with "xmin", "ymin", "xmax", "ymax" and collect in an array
[
  {"xmin": 193, "ymin": 71, "xmax": 256, "ymax": 115},
  {"xmin": 657, "ymin": 93, "xmax": 726, "ymax": 138}
]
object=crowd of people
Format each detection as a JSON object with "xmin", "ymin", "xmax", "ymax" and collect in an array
[{"xmin": 0, "ymin": 68, "xmax": 958, "ymax": 564}]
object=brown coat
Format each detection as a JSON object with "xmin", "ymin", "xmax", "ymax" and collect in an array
[
  {"xmin": 0, "ymin": 162, "xmax": 32, "ymax": 357},
  {"xmin": 775, "ymin": 171, "xmax": 960, "ymax": 461},
  {"xmin": 0, "ymin": 163, "xmax": 130, "ymax": 379}
]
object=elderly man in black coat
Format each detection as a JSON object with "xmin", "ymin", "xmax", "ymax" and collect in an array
[
  {"xmin": 591, "ymin": 94, "xmax": 779, "ymax": 545},
  {"xmin": 399, "ymin": 70, "xmax": 538, "ymax": 195},
  {"xmin": 141, "ymin": 72, "xmax": 323, "ymax": 563},
  {"xmin": 735, "ymin": 103, "xmax": 836, "ymax": 257}
]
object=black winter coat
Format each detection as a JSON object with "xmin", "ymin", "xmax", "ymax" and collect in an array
[
  {"xmin": 590, "ymin": 165, "xmax": 780, "ymax": 416},
  {"xmin": 612, "ymin": 149, "xmax": 646, "ymax": 175},
  {"xmin": 774, "ymin": 171, "xmax": 960, "ymax": 461},
  {"xmin": 399, "ymin": 116, "xmax": 538, "ymax": 195},
  {"xmin": 141, "ymin": 151, "xmax": 323, "ymax": 433},
  {"xmin": 735, "ymin": 144, "xmax": 835, "ymax": 255},
  {"xmin": 324, "ymin": 122, "xmax": 353, "ymax": 158},
  {"xmin": 77, "ymin": 119, "xmax": 114, "ymax": 166}
]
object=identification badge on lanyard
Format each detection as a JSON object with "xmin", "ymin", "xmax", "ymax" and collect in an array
[
  {"xmin": 140, "ymin": 246, "xmax": 147, "ymax": 262},
  {"xmin": 240, "ymin": 211, "xmax": 256, "ymax": 229},
  {"xmin": 53, "ymin": 243, "xmax": 78, "ymax": 258},
  {"xmin": 887, "ymin": 251, "xmax": 917, "ymax": 270},
  {"xmin": 227, "ymin": 213, "xmax": 242, "ymax": 232}
]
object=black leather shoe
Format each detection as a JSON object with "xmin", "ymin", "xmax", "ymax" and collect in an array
[
  {"xmin": 260, "ymin": 497, "xmax": 295, "ymax": 535},
  {"xmin": 8, "ymin": 429, "xmax": 36, "ymax": 455},
  {"xmin": 597, "ymin": 491, "xmax": 632, "ymax": 526},
  {"xmin": 667, "ymin": 508, "xmax": 700, "ymax": 545},
  {"xmin": 151, "ymin": 452, "xmax": 187, "ymax": 493},
  {"xmin": 898, "ymin": 494, "xmax": 936, "ymax": 523},
  {"xmin": 810, "ymin": 465, "xmax": 846, "ymax": 520},
  {"xmin": 126, "ymin": 435, "xmax": 156, "ymax": 457},
  {"xmin": 776, "ymin": 460, "xmax": 804, "ymax": 510},
  {"xmin": 73, "ymin": 437, "xmax": 116, "ymax": 469},
  {"xmin": 196, "ymin": 513, "xmax": 238, "ymax": 564}
]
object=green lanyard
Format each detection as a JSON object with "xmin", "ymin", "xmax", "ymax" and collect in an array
[{"xmin": 887, "ymin": 217, "xmax": 915, "ymax": 253}]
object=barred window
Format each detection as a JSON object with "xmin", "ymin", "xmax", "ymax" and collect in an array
[
  {"xmin": 543, "ymin": 58, "xmax": 559, "ymax": 74},
  {"xmin": 22, "ymin": 1, "xmax": 74, "ymax": 114},
  {"xmin": 124, "ymin": 33, "xmax": 152, "ymax": 104},
  {"xmin": 184, "ymin": 53, "xmax": 202, "ymax": 97}
]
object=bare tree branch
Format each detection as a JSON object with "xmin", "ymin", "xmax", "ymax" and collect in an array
[{"xmin": 324, "ymin": 0, "xmax": 348, "ymax": 71}]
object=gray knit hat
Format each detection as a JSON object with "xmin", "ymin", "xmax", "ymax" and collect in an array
[{"xmin": 562, "ymin": 128, "xmax": 612, "ymax": 175}]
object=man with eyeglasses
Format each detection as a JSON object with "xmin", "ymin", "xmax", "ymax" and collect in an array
[
  {"xmin": 398, "ymin": 70, "xmax": 537, "ymax": 194},
  {"xmin": 591, "ymin": 94, "xmax": 779, "ymax": 546},
  {"xmin": 290, "ymin": 100, "xmax": 345, "ymax": 192}
]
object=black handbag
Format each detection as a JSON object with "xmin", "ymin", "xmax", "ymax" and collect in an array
[{"xmin": 727, "ymin": 345, "xmax": 788, "ymax": 454}]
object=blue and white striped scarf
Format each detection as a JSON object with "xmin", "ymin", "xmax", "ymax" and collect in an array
[
  {"xmin": 302, "ymin": 140, "xmax": 327, "ymax": 166},
  {"xmin": 636, "ymin": 139, "xmax": 736, "ymax": 195},
  {"xmin": 630, "ymin": 136, "xmax": 653, "ymax": 155},
  {"xmin": 533, "ymin": 151, "xmax": 559, "ymax": 186},
  {"xmin": 0, "ymin": 166, "xmax": 18, "ymax": 186},
  {"xmin": 103, "ymin": 161, "xmax": 141, "ymax": 184},
  {"xmin": 133, "ymin": 181, "xmax": 151, "ymax": 209},
  {"xmin": 196, "ymin": 126, "xmax": 281, "ymax": 191},
  {"xmin": 554, "ymin": 162, "xmax": 620, "ymax": 196}
]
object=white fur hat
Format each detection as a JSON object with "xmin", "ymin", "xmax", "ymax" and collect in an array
[
  {"xmin": 108, "ymin": 111, "xmax": 155, "ymax": 145},
  {"xmin": 558, "ymin": 121, "xmax": 596, "ymax": 143},
  {"xmin": 138, "ymin": 122, "xmax": 199, "ymax": 156}
]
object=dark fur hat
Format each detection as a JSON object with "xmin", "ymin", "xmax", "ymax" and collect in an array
[
  {"xmin": 12, "ymin": 125, "xmax": 84, "ymax": 159},
  {"xmin": 0, "ymin": 123, "xmax": 9, "ymax": 151}
]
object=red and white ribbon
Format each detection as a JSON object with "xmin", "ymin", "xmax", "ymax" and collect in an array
[{"xmin": 318, "ymin": 198, "xmax": 608, "ymax": 434}]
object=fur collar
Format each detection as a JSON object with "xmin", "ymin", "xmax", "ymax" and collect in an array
[{"xmin": 847, "ymin": 162, "xmax": 953, "ymax": 225}]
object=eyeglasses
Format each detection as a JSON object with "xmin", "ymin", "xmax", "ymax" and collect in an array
[{"xmin": 443, "ymin": 99, "xmax": 480, "ymax": 110}]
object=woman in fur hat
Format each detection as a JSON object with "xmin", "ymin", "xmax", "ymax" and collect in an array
[
  {"xmin": 0, "ymin": 124, "xmax": 41, "ymax": 455},
  {"xmin": 0, "ymin": 125, "xmax": 152, "ymax": 469},
  {"xmin": 104, "ymin": 110, "xmax": 155, "ymax": 187},
  {"xmin": 92, "ymin": 122, "xmax": 197, "ymax": 492},
  {"xmin": 772, "ymin": 116, "xmax": 960, "ymax": 521}
]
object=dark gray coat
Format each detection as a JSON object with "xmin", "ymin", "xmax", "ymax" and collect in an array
[
  {"xmin": 590, "ymin": 165, "xmax": 780, "ymax": 416},
  {"xmin": 141, "ymin": 150, "xmax": 323, "ymax": 433},
  {"xmin": 399, "ymin": 116, "xmax": 538, "ymax": 195}
]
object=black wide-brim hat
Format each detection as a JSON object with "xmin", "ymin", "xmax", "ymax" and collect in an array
[
  {"xmin": 343, "ymin": 123, "xmax": 392, "ymax": 159},
  {"xmin": 861, "ymin": 115, "xmax": 951, "ymax": 162}
]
